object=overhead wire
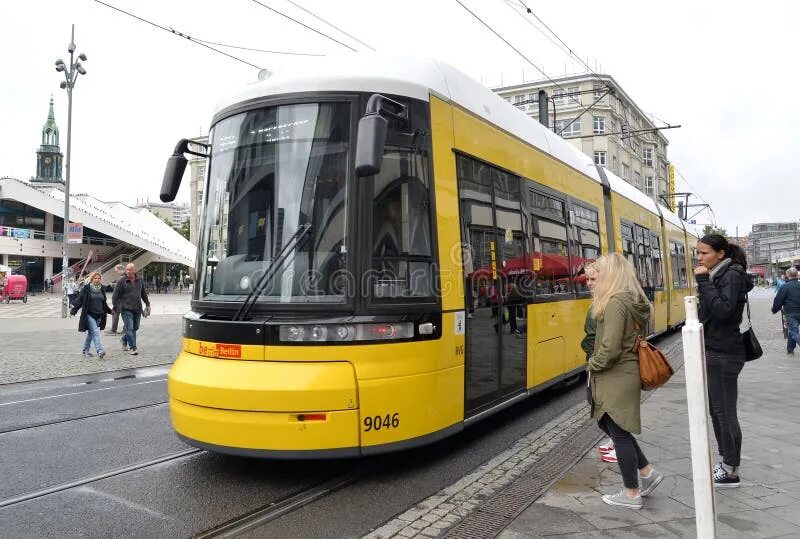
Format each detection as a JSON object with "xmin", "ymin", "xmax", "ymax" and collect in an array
[
  {"xmin": 92, "ymin": 0, "xmax": 264, "ymax": 70},
  {"xmin": 283, "ymin": 0, "xmax": 376, "ymax": 51},
  {"xmin": 248, "ymin": 0, "xmax": 358, "ymax": 52},
  {"xmin": 192, "ymin": 37, "xmax": 326, "ymax": 56},
  {"xmin": 454, "ymin": 0, "xmax": 597, "ymax": 123}
]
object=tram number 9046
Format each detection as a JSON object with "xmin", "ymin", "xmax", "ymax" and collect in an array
[{"xmin": 363, "ymin": 413, "xmax": 399, "ymax": 432}]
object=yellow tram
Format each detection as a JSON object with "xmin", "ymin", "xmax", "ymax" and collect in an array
[{"xmin": 160, "ymin": 56, "xmax": 697, "ymax": 457}]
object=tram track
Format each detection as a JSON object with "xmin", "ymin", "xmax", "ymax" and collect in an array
[
  {"xmin": 0, "ymin": 448, "xmax": 204, "ymax": 509},
  {"xmin": 193, "ymin": 465, "xmax": 370, "ymax": 538},
  {"xmin": 0, "ymin": 400, "xmax": 168, "ymax": 435}
]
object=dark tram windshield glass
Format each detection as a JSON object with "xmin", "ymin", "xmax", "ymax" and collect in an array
[{"xmin": 199, "ymin": 102, "xmax": 350, "ymax": 303}]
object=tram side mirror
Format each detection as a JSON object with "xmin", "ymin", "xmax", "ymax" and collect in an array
[
  {"xmin": 161, "ymin": 138, "xmax": 190, "ymax": 202},
  {"xmin": 355, "ymin": 94, "xmax": 408, "ymax": 178},
  {"xmin": 161, "ymin": 138, "xmax": 210, "ymax": 202},
  {"xmin": 355, "ymin": 114, "xmax": 388, "ymax": 177}
]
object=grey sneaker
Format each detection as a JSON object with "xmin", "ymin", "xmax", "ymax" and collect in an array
[
  {"xmin": 120, "ymin": 337, "xmax": 128, "ymax": 352},
  {"xmin": 129, "ymin": 349, "xmax": 139, "ymax": 356},
  {"xmin": 98, "ymin": 350, "xmax": 106, "ymax": 359},
  {"xmin": 640, "ymin": 469, "xmax": 664, "ymax": 497},
  {"xmin": 601, "ymin": 490, "xmax": 642, "ymax": 509}
]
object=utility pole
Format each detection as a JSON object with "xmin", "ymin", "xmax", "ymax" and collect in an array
[{"xmin": 55, "ymin": 25, "xmax": 88, "ymax": 317}]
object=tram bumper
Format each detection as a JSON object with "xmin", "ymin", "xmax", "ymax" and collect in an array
[{"xmin": 168, "ymin": 352, "xmax": 359, "ymax": 457}]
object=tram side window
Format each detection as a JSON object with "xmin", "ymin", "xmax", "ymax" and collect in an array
[
  {"xmin": 650, "ymin": 232, "xmax": 664, "ymax": 289},
  {"xmin": 568, "ymin": 203, "xmax": 600, "ymax": 293},
  {"xmin": 529, "ymin": 191, "xmax": 571, "ymax": 297},
  {"xmin": 634, "ymin": 224, "xmax": 654, "ymax": 296},
  {"xmin": 621, "ymin": 223, "xmax": 636, "ymax": 269},
  {"xmin": 670, "ymin": 240, "xmax": 688, "ymax": 288},
  {"xmin": 371, "ymin": 149, "xmax": 435, "ymax": 300}
]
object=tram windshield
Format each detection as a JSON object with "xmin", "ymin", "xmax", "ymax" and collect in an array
[{"xmin": 199, "ymin": 102, "xmax": 350, "ymax": 303}]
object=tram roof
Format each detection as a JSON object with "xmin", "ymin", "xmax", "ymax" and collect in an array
[{"xmin": 215, "ymin": 54, "xmax": 601, "ymax": 185}]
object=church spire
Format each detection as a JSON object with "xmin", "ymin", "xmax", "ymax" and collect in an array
[{"xmin": 33, "ymin": 97, "xmax": 64, "ymax": 184}]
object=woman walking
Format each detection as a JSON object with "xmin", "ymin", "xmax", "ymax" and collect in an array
[
  {"xmin": 694, "ymin": 234, "xmax": 752, "ymax": 488},
  {"xmin": 70, "ymin": 271, "xmax": 112, "ymax": 359},
  {"xmin": 588, "ymin": 253, "xmax": 663, "ymax": 509}
]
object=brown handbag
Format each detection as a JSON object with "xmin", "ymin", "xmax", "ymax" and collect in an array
[{"xmin": 635, "ymin": 336, "xmax": 674, "ymax": 390}]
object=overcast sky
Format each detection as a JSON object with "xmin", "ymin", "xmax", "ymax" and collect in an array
[{"xmin": 2, "ymin": 0, "xmax": 797, "ymax": 237}]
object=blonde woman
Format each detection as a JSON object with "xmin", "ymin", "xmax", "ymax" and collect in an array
[
  {"xmin": 588, "ymin": 253, "xmax": 663, "ymax": 509},
  {"xmin": 70, "ymin": 271, "xmax": 112, "ymax": 358}
]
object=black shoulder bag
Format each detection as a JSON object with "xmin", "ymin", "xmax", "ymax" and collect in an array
[{"xmin": 742, "ymin": 295, "xmax": 763, "ymax": 361}]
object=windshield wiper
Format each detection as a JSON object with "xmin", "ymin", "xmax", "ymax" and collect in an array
[{"xmin": 233, "ymin": 223, "xmax": 312, "ymax": 321}]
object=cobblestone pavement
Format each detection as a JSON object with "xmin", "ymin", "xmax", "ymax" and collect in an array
[
  {"xmin": 0, "ymin": 293, "xmax": 189, "ymax": 384},
  {"xmin": 365, "ymin": 402, "xmax": 592, "ymax": 539}
]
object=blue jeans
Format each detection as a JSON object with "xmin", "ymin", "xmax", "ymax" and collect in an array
[
  {"xmin": 83, "ymin": 315, "xmax": 103, "ymax": 354},
  {"xmin": 121, "ymin": 310, "xmax": 141, "ymax": 351},
  {"xmin": 787, "ymin": 314, "xmax": 800, "ymax": 353}
]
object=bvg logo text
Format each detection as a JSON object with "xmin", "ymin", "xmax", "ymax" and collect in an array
[{"xmin": 198, "ymin": 342, "xmax": 242, "ymax": 359}]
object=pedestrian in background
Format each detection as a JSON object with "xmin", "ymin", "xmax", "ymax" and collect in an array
[
  {"xmin": 694, "ymin": 233, "xmax": 752, "ymax": 488},
  {"xmin": 105, "ymin": 264, "xmax": 126, "ymax": 335},
  {"xmin": 772, "ymin": 266, "xmax": 800, "ymax": 354},
  {"xmin": 587, "ymin": 253, "xmax": 663, "ymax": 509},
  {"xmin": 112, "ymin": 263, "xmax": 151, "ymax": 356},
  {"xmin": 70, "ymin": 271, "xmax": 111, "ymax": 359}
]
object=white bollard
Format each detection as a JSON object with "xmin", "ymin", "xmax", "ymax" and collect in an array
[{"xmin": 682, "ymin": 296, "xmax": 717, "ymax": 538}]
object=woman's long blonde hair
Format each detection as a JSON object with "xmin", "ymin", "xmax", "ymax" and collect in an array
[{"xmin": 591, "ymin": 253, "xmax": 651, "ymax": 319}]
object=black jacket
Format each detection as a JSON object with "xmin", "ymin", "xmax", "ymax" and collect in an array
[
  {"xmin": 112, "ymin": 275, "xmax": 150, "ymax": 313},
  {"xmin": 772, "ymin": 279, "xmax": 800, "ymax": 317},
  {"xmin": 696, "ymin": 261, "xmax": 753, "ymax": 354},
  {"xmin": 70, "ymin": 284, "xmax": 112, "ymax": 332}
]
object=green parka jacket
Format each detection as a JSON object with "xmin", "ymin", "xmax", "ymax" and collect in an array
[{"xmin": 587, "ymin": 290, "xmax": 652, "ymax": 434}]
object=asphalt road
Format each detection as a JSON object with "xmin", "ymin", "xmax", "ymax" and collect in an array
[{"xmin": 0, "ymin": 333, "xmax": 681, "ymax": 538}]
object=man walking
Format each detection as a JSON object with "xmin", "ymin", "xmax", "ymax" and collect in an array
[
  {"xmin": 105, "ymin": 264, "xmax": 126, "ymax": 335},
  {"xmin": 112, "ymin": 263, "xmax": 151, "ymax": 356},
  {"xmin": 772, "ymin": 267, "xmax": 800, "ymax": 354}
]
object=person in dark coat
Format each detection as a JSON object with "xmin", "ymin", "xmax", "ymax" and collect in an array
[
  {"xmin": 772, "ymin": 266, "xmax": 800, "ymax": 354},
  {"xmin": 694, "ymin": 234, "xmax": 753, "ymax": 488},
  {"xmin": 70, "ymin": 271, "xmax": 112, "ymax": 359}
]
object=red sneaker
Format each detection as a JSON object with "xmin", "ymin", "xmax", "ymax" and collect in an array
[
  {"xmin": 598, "ymin": 440, "xmax": 615, "ymax": 454},
  {"xmin": 600, "ymin": 450, "xmax": 618, "ymax": 463}
]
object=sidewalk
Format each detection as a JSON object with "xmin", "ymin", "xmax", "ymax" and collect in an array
[{"xmin": 498, "ymin": 288, "xmax": 800, "ymax": 538}]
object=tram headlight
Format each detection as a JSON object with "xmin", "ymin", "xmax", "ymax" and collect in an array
[
  {"xmin": 280, "ymin": 325, "xmax": 306, "ymax": 342},
  {"xmin": 277, "ymin": 322, "xmax": 413, "ymax": 342}
]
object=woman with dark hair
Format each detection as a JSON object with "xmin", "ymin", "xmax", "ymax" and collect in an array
[{"xmin": 694, "ymin": 233, "xmax": 753, "ymax": 488}]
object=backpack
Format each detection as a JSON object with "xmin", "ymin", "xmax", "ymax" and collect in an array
[{"xmin": 635, "ymin": 336, "xmax": 674, "ymax": 390}]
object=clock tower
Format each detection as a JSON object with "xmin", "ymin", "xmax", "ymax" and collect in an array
[{"xmin": 33, "ymin": 96, "xmax": 64, "ymax": 184}]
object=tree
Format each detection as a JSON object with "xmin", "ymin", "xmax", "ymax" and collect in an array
[
  {"xmin": 702, "ymin": 225, "xmax": 728, "ymax": 238},
  {"xmin": 177, "ymin": 219, "xmax": 190, "ymax": 241}
]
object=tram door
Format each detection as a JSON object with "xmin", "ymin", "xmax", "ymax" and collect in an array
[{"xmin": 458, "ymin": 156, "xmax": 527, "ymax": 415}]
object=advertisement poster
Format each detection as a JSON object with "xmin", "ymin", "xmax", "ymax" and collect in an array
[{"xmin": 67, "ymin": 222, "xmax": 83, "ymax": 244}]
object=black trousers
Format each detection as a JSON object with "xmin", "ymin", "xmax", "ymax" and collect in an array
[
  {"xmin": 706, "ymin": 351, "xmax": 745, "ymax": 468},
  {"xmin": 598, "ymin": 413, "xmax": 650, "ymax": 489}
]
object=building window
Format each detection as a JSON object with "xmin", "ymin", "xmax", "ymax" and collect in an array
[
  {"xmin": 528, "ymin": 93, "xmax": 538, "ymax": 103},
  {"xmin": 634, "ymin": 172, "xmax": 642, "ymax": 190},
  {"xmin": 594, "ymin": 151, "xmax": 607, "ymax": 166},
  {"xmin": 612, "ymin": 155, "xmax": 618, "ymax": 174},
  {"xmin": 553, "ymin": 90, "xmax": 565, "ymax": 104},
  {"xmin": 555, "ymin": 118, "xmax": 581, "ymax": 137},
  {"xmin": 593, "ymin": 83, "xmax": 605, "ymax": 98},
  {"xmin": 645, "ymin": 175, "xmax": 654, "ymax": 195},
  {"xmin": 593, "ymin": 116, "xmax": 605, "ymax": 134},
  {"xmin": 643, "ymin": 147, "xmax": 653, "ymax": 167},
  {"xmin": 567, "ymin": 87, "xmax": 580, "ymax": 105},
  {"xmin": 621, "ymin": 163, "xmax": 630, "ymax": 181},
  {"xmin": 631, "ymin": 141, "xmax": 640, "ymax": 155},
  {"xmin": 514, "ymin": 94, "xmax": 524, "ymax": 104}
]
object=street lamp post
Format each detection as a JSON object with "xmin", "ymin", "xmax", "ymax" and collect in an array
[{"xmin": 55, "ymin": 24, "xmax": 88, "ymax": 318}]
